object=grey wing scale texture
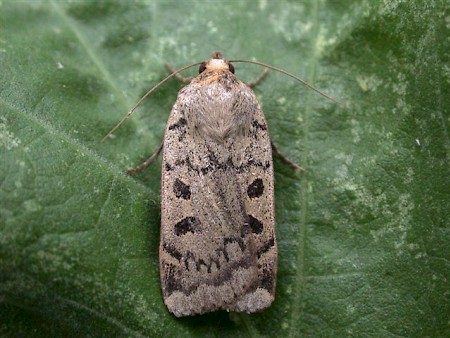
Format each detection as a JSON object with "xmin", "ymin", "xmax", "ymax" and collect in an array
[{"xmin": 159, "ymin": 72, "xmax": 277, "ymax": 317}]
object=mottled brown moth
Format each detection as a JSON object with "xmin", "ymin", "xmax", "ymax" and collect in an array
[{"xmin": 103, "ymin": 52, "xmax": 335, "ymax": 317}]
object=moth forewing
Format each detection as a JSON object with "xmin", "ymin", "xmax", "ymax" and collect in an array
[{"xmin": 159, "ymin": 53, "xmax": 277, "ymax": 317}]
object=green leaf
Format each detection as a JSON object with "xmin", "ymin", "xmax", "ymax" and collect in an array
[{"xmin": 1, "ymin": 1, "xmax": 449, "ymax": 337}]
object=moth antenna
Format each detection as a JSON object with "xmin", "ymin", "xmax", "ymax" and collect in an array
[
  {"xmin": 229, "ymin": 59, "xmax": 339, "ymax": 105},
  {"xmin": 101, "ymin": 61, "xmax": 203, "ymax": 143}
]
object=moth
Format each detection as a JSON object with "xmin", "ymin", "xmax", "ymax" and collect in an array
[
  {"xmin": 103, "ymin": 51, "xmax": 335, "ymax": 317},
  {"xmin": 159, "ymin": 52, "xmax": 277, "ymax": 317}
]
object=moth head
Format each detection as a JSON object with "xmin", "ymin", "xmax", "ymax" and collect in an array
[{"xmin": 199, "ymin": 51, "xmax": 235, "ymax": 74}]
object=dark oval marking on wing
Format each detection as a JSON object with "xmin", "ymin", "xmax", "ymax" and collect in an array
[
  {"xmin": 173, "ymin": 178, "xmax": 191, "ymax": 199},
  {"xmin": 248, "ymin": 215, "xmax": 263, "ymax": 234},
  {"xmin": 247, "ymin": 178, "xmax": 264, "ymax": 198},
  {"xmin": 174, "ymin": 217, "xmax": 200, "ymax": 236}
]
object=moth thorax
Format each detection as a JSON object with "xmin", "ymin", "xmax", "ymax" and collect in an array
[{"xmin": 206, "ymin": 59, "xmax": 230, "ymax": 72}]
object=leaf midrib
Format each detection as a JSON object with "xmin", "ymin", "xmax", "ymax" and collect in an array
[{"xmin": 289, "ymin": 0, "xmax": 322, "ymax": 333}]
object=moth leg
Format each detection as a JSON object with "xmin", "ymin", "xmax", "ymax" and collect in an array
[
  {"xmin": 247, "ymin": 68, "xmax": 269, "ymax": 88},
  {"xmin": 165, "ymin": 64, "xmax": 193, "ymax": 83},
  {"xmin": 271, "ymin": 142, "xmax": 305, "ymax": 172},
  {"xmin": 128, "ymin": 141, "xmax": 163, "ymax": 174}
]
